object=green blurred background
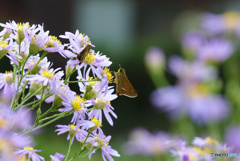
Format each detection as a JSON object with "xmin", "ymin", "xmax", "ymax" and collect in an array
[{"xmin": 0, "ymin": 0, "xmax": 239, "ymax": 160}]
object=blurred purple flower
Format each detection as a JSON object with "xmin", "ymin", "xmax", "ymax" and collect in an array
[
  {"xmin": 145, "ymin": 47, "xmax": 165, "ymax": 69},
  {"xmin": 197, "ymin": 38, "xmax": 234, "ymax": 63},
  {"xmin": 201, "ymin": 13, "xmax": 226, "ymax": 35},
  {"xmin": 0, "ymin": 104, "xmax": 32, "ymax": 131},
  {"xmin": 151, "ymin": 83, "xmax": 229, "ymax": 124},
  {"xmin": 15, "ymin": 146, "xmax": 44, "ymax": 161},
  {"xmin": 50, "ymin": 152, "xmax": 65, "ymax": 161},
  {"xmin": 201, "ymin": 11, "xmax": 240, "ymax": 36},
  {"xmin": 181, "ymin": 32, "xmax": 203, "ymax": 53},
  {"xmin": 168, "ymin": 56, "xmax": 217, "ymax": 84},
  {"xmin": 123, "ymin": 128, "xmax": 173, "ymax": 156},
  {"xmin": 225, "ymin": 126, "xmax": 240, "ymax": 152}
]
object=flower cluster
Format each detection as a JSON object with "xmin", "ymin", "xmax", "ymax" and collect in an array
[
  {"xmin": 0, "ymin": 21, "xmax": 120, "ymax": 160},
  {"xmin": 124, "ymin": 128, "xmax": 236, "ymax": 161},
  {"xmin": 171, "ymin": 136, "xmax": 233, "ymax": 161},
  {"xmin": 126, "ymin": 10, "xmax": 240, "ymax": 161},
  {"xmin": 148, "ymin": 11, "xmax": 239, "ymax": 124}
]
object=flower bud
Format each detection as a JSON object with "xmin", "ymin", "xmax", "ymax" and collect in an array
[
  {"xmin": 29, "ymin": 82, "xmax": 43, "ymax": 95},
  {"xmin": 29, "ymin": 43, "xmax": 41, "ymax": 55},
  {"xmin": 17, "ymin": 29, "xmax": 25, "ymax": 43},
  {"xmin": 145, "ymin": 47, "xmax": 165, "ymax": 70},
  {"xmin": 2, "ymin": 28, "xmax": 12, "ymax": 40},
  {"xmin": 94, "ymin": 99, "xmax": 106, "ymax": 109},
  {"xmin": 52, "ymin": 94, "xmax": 63, "ymax": 108},
  {"xmin": 83, "ymin": 85, "xmax": 97, "ymax": 100},
  {"xmin": 28, "ymin": 65, "xmax": 41, "ymax": 75}
]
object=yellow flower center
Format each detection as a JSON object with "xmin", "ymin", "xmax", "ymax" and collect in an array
[
  {"xmin": 0, "ymin": 139, "xmax": 9, "ymax": 151},
  {"xmin": 194, "ymin": 147, "xmax": 208, "ymax": 156},
  {"xmin": 103, "ymin": 67, "xmax": 113, "ymax": 82},
  {"xmin": 72, "ymin": 95, "xmax": 85, "ymax": 111},
  {"xmin": 0, "ymin": 40, "xmax": 8, "ymax": 48},
  {"xmin": 91, "ymin": 117, "xmax": 102, "ymax": 127},
  {"xmin": 88, "ymin": 77, "xmax": 97, "ymax": 86},
  {"xmin": 24, "ymin": 146, "xmax": 34, "ymax": 151},
  {"xmin": 4, "ymin": 71, "xmax": 13, "ymax": 84},
  {"xmin": 79, "ymin": 33, "xmax": 91, "ymax": 47},
  {"xmin": 17, "ymin": 23, "xmax": 30, "ymax": 30},
  {"xmin": 205, "ymin": 136, "xmax": 218, "ymax": 145},
  {"xmin": 83, "ymin": 52, "xmax": 95, "ymax": 64},
  {"xmin": 41, "ymin": 70, "xmax": 55, "ymax": 78},
  {"xmin": 94, "ymin": 137, "xmax": 108, "ymax": 148},
  {"xmin": 188, "ymin": 153, "xmax": 198, "ymax": 161},
  {"xmin": 0, "ymin": 117, "xmax": 7, "ymax": 128},
  {"xmin": 223, "ymin": 11, "xmax": 240, "ymax": 30},
  {"xmin": 45, "ymin": 36, "xmax": 61, "ymax": 48},
  {"xmin": 95, "ymin": 99, "xmax": 107, "ymax": 109},
  {"xmin": 17, "ymin": 156, "xmax": 28, "ymax": 161},
  {"xmin": 187, "ymin": 83, "xmax": 207, "ymax": 99}
]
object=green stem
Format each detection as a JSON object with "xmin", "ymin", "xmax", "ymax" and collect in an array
[
  {"xmin": 29, "ymin": 92, "xmax": 54, "ymax": 110},
  {"xmin": 23, "ymin": 51, "xmax": 48, "ymax": 78},
  {"xmin": 13, "ymin": 80, "xmax": 29, "ymax": 108},
  {"xmin": 66, "ymin": 79, "xmax": 100, "ymax": 84},
  {"xmin": 39, "ymin": 112, "xmax": 64, "ymax": 122},
  {"xmin": 64, "ymin": 65, "xmax": 77, "ymax": 84},
  {"xmin": 30, "ymin": 111, "xmax": 71, "ymax": 132},
  {"xmin": 15, "ymin": 86, "xmax": 45, "ymax": 109},
  {"xmin": 64, "ymin": 136, "xmax": 73, "ymax": 161},
  {"xmin": 39, "ymin": 104, "xmax": 56, "ymax": 119},
  {"xmin": 22, "ymin": 99, "xmax": 40, "ymax": 107},
  {"xmin": 69, "ymin": 130, "xmax": 92, "ymax": 161}
]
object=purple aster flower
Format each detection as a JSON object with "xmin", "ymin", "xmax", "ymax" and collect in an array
[
  {"xmin": 151, "ymin": 82, "xmax": 229, "ymax": 124},
  {"xmin": 79, "ymin": 117, "xmax": 103, "ymax": 132},
  {"xmin": 88, "ymin": 88, "xmax": 118, "ymax": 126},
  {"xmin": 43, "ymin": 36, "xmax": 65, "ymax": 55},
  {"xmin": 50, "ymin": 152, "xmax": 65, "ymax": 161},
  {"xmin": 87, "ymin": 130, "xmax": 120, "ymax": 161},
  {"xmin": 0, "ymin": 39, "xmax": 20, "ymax": 65},
  {"xmin": 24, "ymin": 54, "xmax": 50, "ymax": 71},
  {"xmin": 196, "ymin": 38, "xmax": 234, "ymax": 63},
  {"xmin": 58, "ymin": 88, "xmax": 88, "ymax": 123},
  {"xmin": 24, "ymin": 24, "xmax": 49, "ymax": 49},
  {"xmin": 0, "ymin": 71, "xmax": 21, "ymax": 99},
  {"xmin": 225, "ymin": 126, "xmax": 240, "ymax": 152},
  {"xmin": 15, "ymin": 146, "xmax": 45, "ymax": 161},
  {"xmin": 27, "ymin": 67, "xmax": 64, "ymax": 87},
  {"xmin": 60, "ymin": 30, "xmax": 91, "ymax": 59},
  {"xmin": 67, "ymin": 49, "xmax": 112, "ymax": 79},
  {"xmin": 55, "ymin": 123, "xmax": 87, "ymax": 143},
  {"xmin": 77, "ymin": 50, "xmax": 112, "ymax": 79},
  {"xmin": 60, "ymin": 30, "xmax": 112, "ymax": 77},
  {"xmin": 77, "ymin": 67, "xmax": 113, "ymax": 98}
]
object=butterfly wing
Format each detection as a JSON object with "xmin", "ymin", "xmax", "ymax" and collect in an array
[
  {"xmin": 77, "ymin": 45, "xmax": 92, "ymax": 63},
  {"xmin": 116, "ymin": 72, "xmax": 138, "ymax": 98}
]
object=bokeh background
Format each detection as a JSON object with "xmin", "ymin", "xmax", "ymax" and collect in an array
[{"xmin": 1, "ymin": 0, "xmax": 240, "ymax": 160}]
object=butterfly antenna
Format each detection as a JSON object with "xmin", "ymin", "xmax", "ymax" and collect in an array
[{"xmin": 118, "ymin": 62, "xmax": 122, "ymax": 68}]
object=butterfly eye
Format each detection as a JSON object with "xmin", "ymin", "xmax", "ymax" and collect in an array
[{"xmin": 119, "ymin": 69, "xmax": 123, "ymax": 72}]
